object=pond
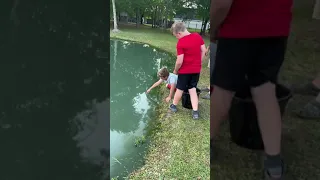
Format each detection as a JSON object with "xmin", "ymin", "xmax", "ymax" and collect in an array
[
  {"xmin": 110, "ymin": 39, "xmax": 174, "ymax": 179},
  {"xmin": 0, "ymin": 42, "xmax": 108, "ymax": 179}
]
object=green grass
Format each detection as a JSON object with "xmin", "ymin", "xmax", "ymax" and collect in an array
[{"xmin": 111, "ymin": 24, "xmax": 211, "ymax": 179}]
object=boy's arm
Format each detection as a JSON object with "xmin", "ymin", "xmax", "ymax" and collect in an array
[
  {"xmin": 205, "ymin": 45, "xmax": 210, "ymax": 56},
  {"xmin": 147, "ymin": 79, "xmax": 163, "ymax": 93},
  {"xmin": 174, "ymin": 42, "xmax": 184, "ymax": 74},
  {"xmin": 201, "ymin": 44, "xmax": 206, "ymax": 62},
  {"xmin": 174, "ymin": 55, "xmax": 184, "ymax": 74}
]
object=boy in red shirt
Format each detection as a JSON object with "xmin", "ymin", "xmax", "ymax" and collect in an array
[
  {"xmin": 169, "ymin": 22, "xmax": 206, "ymax": 120},
  {"xmin": 210, "ymin": 0, "xmax": 292, "ymax": 179}
]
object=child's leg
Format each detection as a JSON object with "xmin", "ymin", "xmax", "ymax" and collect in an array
[
  {"xmin": 188, "ymin": 74, "xmax": 200, "ymax": 111},
  {"xmin": 189, "ymin": 88, "xmax": 199, "ymax": 111},
  {"xmin": 172, "ymin": 89, "xmax": 183, "ymax": 106},
  {"xmin": 172, "ymin": 74, "xmax": 188, "ymax": 106}
]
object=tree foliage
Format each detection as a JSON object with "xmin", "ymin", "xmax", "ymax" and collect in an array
[{"xmin": 111, "ymin": 0, "xmax": 209, "ymax": 31}]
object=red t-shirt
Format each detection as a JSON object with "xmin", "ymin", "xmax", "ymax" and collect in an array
[
  {"xmin": 176, "ymin": 33, "xmax": 204, "ymax": 74},
  {"xmin": 218, "ymin": 0, "xmax": 293, "ymax": 38}
]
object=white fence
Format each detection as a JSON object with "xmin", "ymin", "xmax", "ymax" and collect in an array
[{"xmin": 173, "ymin": 18, "xmax": 209, "ymax": 30}]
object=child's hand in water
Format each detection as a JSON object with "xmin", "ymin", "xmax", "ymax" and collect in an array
[
  {"xmin": 146, "ymin": 89, "xmax": 151, "ymax": 93},
  {"xmin": 165, "ymin": 96, "xmax": 171, "ymax": 103}
]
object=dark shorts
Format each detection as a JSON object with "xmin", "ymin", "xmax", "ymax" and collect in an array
[
  {"xmin": 176, "ymin": 73, "xmax": 200, "ymax": 91},
  {"xmin": 210, "ymin": 42, "xmax": 217, "ymax": 78},
  {"xmin": 211, "ymin": 37, "xmax": 288, "ymax": 92}
]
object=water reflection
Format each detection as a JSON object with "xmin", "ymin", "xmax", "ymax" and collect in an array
[
  {"xmin": 72, "ymin": 99, "xmax": 109, "ymax": 178},
  {"xmin": 110, "ymin": 40, "xmax": 173, "ymax": 178}
]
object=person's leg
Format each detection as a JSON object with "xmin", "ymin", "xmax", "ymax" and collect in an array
[
  {"xmin": 170, "ymin": 74, "xmax": 188, "ymax": 112},
  {"xmin": 203, "ymin": 42, "xmax": 217, "ymax": 100},
  {"xmin": 210, "ymin": 38, "xmax": 249, "ymax": 140},
  {"xmin": 189, "ymin": 87, "xmax": 199, "ymax": 111},
  {"xmin": 317, "ymin": 93, "xmax": 320, "ymax": 101},
  {"xmin": 201, "ymin": 86, "xmax": 211, "ymax": 99},
  {"xmin": 188, "ymin": 74, "xmax": 200, "ymax": 119},
  {"xmin": 248, "ymin": 37, "xmax": 287, "ymax": 179},
  {"xmin": 210, "ymin": 86, "xmax": 234, "ymax": 138},
  {"xmin": 171, "ymin": 89, "xmax": 183, "ymax": 109},
  {"xmin": 201, "ymin": 92, "xmax": 211, "ymax": 99},
  {"xmin": 297, "ymin": 92, "xmax": 320, "ymax": 119},
  {"xmin": 210, "ymin": 38, "xmax": 250, "ymax": 168},
  {"xmin": 312, "ymin": 75, "xmax": 320, "ymax": 87},
  {"xmin": 291, "ymin": 74, "xmax": 320, "ymax": 96}
]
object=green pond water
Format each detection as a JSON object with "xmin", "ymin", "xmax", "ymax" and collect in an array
[
  {"xmin": 0, "ymin": 47, "xmax": 109, "ymax": 180},
  {"xmin": 110, "ymin": 39, "xmax": 173, "ymax": 179}
]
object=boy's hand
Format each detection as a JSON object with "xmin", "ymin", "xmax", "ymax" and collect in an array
[
  {"xmin": 165, "ymin": 96, "xmax": 171, "ymax": 103},
  {"xmin": 173, "ymin": 69, "xmax": 178, "ymax": 74},
  {"xmin": 146, "ymin": 89, "xmax": 151, "ymax": 93}
]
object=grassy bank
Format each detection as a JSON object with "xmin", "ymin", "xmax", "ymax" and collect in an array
[{"xmin": 111, "ymin": 24, "xmax": 211, "ymax": 179}]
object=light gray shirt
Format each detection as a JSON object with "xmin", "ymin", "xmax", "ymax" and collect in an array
[{"xmin": 163, "ymin": 73, "xmax": 178, "ymax": 85}]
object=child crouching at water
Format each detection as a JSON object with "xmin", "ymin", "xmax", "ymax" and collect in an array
[{"xmin": 146, "ymin": 67, "xmax": 178, "ymax": 103}]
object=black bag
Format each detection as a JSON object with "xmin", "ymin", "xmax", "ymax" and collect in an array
[
  {"xmin": 228, "ymin": 84, "xmax": 292, "ymax": 150},
  {"xmin": 181, "ymin": 88, "xmax": 201, "ymax": 109}
]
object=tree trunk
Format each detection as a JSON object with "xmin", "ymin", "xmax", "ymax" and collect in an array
[
  {"xmin": 135, "ymin": 8, "xmax": 140, "ymax": 27},
  {"xmin": 111, "ymin": 0, "xmax": 119, "ymax": 31},
  {"xmin": 200, "ymin": 18, "xmax": 208, "ymax": 35},
  {"xmin": 313, "ymin": 0, "xmax": 320, "ymax": 19},
  {"xmin": 113, "ymin": 40, "xmax": 118, "ymax": 70},
  {"xmin": 155, "ymin": 6, "xmax": 158, "ymax": 28},
  {"xmin": 152, "ymin": 9, "xmax": 156, "ymax": 28}
]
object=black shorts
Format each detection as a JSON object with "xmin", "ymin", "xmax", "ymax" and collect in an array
[
  {"xmin": 211, "ymin": 37, "xmax": 288, "ymax": 92},
  {"xmin": 210, "ymin": 42, "xmax": 217, "ymax": 78},
  {"xmin": 176, "ymin": 73, "xmax": 200, "ymax": 91}
]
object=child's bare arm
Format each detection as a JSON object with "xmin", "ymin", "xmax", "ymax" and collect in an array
[
  {"xmin": 205, "ymin": 45, "xmax": 210, "ymax": 56},
  {"xmin": 201, "ymin": 44, "xmax": 207, "ymax": 62},
  {"xmin": 147, "ymin": 79, "xmax": 163, "ymax": 93}
]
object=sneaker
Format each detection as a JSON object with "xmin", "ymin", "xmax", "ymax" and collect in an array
[
  {"xmin": 201, "ymin": 93, "xmax": 210, "ymax": 100},
  {"xmin": 264, "ymin": 160, "xmax": 284, "ymax": 180},
  {"xmin": 297, "ymin": 99, "xmax": 320, "ymax": 119},
  {"xmin": 200, "ymin": 87, "xmax": 210, "ymax": 92},
  {"xmin": 290, "ymin": 82, "xmax": 320, "ymax": 96},
  {"xmin": 192, "ymin": 110, "xmax": 199, "ymax": 120},
  {"xmin": 169, "ymin": 104, "xmax": 177, "ymax": 113}
]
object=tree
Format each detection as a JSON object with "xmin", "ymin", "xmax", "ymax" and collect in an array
[
  {"xmin": 111, "ymin": 0, "xmax": 119, "ymax": 32},
  {"xmin": 193, "ymin": 0, "xmax": 210, "ymax": 35}
]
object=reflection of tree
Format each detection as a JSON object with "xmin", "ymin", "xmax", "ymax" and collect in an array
[
  {"xmin": 113, "ymin": 40, "xmax": 118, "ymax": 70},
  {"xmin": 0, "ymin": 1, "xmax": 109, "ymax": 180}
]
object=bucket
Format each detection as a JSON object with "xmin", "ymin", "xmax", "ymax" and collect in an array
[
  {"xmin": 182, "ymin": 88, "xmax": 201, "ymax": 109},
  {"xmin": 228, "ymin": 84, "xmax": 292, "ymax": 150}
]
